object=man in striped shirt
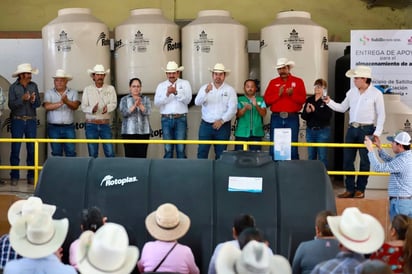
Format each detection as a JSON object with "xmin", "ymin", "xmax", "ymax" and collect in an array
[{"xmin": 365, "ymin": 131, "xmax": 412, "ymax": 220}]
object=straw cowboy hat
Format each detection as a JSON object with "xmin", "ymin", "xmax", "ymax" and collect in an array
[
  {"xmin": 12, "ymin": 63, "xmax": 39, "ymax": 77},
  {"xmin": 275, "ymin": 58, "xmax": 295, "ymax": 69},
  {"xmin": 327, "ymin": 207, "xmax": 384, "ymax": 254},
  {"xmin": 209, "ymin": 63, "xmax": 231, "ymax": 73},
  {"xmin": 52, "ymin": 69, "xmax": 73, "ymax": 80},
  {"xmin": 8, "ymin": 196, "xmax": 56, "ymax": 226},
  {"xmin": 87, "ymin": 64, "xmax": 110, "ymax": 76},
  {"xmin": 145, "ymin": 203, "xmax": 190, "ymax": 242},
  {"xmin": 216, "ymin": 240, "xmax": 292, "ymax": 274},
  {"xmin": 345, "ymin": 65, "xmax": 372, "ymax": 79},
  {"xmin": 77, "ymin": 223, "xmax": 139, "ymax": 274},
  {"xmin": 387, "ymin": 131, "xmax": 411, "ymax": 145},
  {"xmin": 162, "ymin": 61, "xmax": 184, "ymax": 72},
  {"xmin": 9, "ymin": 211, "xmax": 68, "ymax": 259}
]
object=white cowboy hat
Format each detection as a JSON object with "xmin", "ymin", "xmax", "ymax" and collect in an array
[
  {"xmin": 145, "ymin": 203, "xmax": 190, "ymax": 242},
  {"xmin": 216, "ymin": 240, "xmax": 292, "ymax": 274},
  {"xmin": 9, "ymin": 212, "xmax": 68, "ymax": 259},
  {"xmin": 12, "ymin": 63, "xmax": 39, "ymax": 77},
  {"xmin": 387, "ymin": 131, "xmax": 411, "ymax": 145},
  {"xmin": 8, "ymin": 196, "xmax": 56, "ymax": 226},
  {"xmin": 77, "ymin": 223, "xmax": 139, "ymax": 274},
  {"xmin": 327, "ymin": 207, "xmax": 384, "ymax": 254},
  {"xmin": 162, "ymin": 61, "xmax": 184, "ymax": 72},
  {"xmin": 87, "ymin": 64, "xmax": 110, "ymax": 76},
  {"xmin": 52, "ymin": 69, "xmax": 73, "ymax": 80},
  {"xmin": 275, "ymin": 58, "xmax": 295, "ymax": 69},
  {"xmin": 208, "ymin": 63, "xmax": 231, "ymax": 73},
  {"xmin": 345, "ymin": 65, "xmax": 372, "ymax": 79}
]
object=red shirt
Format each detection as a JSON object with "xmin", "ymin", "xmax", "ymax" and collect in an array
[
  {"xmin": 370, "ymin": 243, "xmax": 404, "ymax": 273},
  {"xmin": 264, "ymin": 74, "xmax": 306, "ymax": 113}
]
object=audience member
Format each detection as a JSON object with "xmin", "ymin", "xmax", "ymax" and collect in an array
[
  {"xmin": 264, "ymin": 57, "xmax": 306, "ymax": 160},
  {"xmin": 76, "ymin": 222, "xmax": 139, "ymax": 274},
  {"xmin": 119, "ymin": 77, "xmax": 152, "ymax": 158},
  {"xmin": 370, "ymin": 214, "xmax": 412, "ymax": 273},
  {"xmin": 81, "ymin": 64, "xmax": 117, "ymax": 158},
  {"xmin": 301, "ymin": 79, "xmax": 332, "ymax": 168},
  {"xmin": 0, "ymin": 234, "xmax": 20, "ymax": 273},
  {"xmin": 69, "ymin": 206, "xmax": 106, "ymax": 270},
  {"xmin": 208, "ymin": 214, "xmax": 256, "ymax": 274},
  {"xmin": 292, "ymin": 210, "xmax": 340, "ymax": 274},
  {"xmin": 311, "ymin": 207, "xmax": 384, "ymax": 274},
  {"xmin": 195, "ymin": 63, "xmax": 237, "ymax": 159},
  {"xmin": 138, "ymin": 203, "xmax": 199, "ymax": 274},
  {"xmin": 365, "ymin": 131, "xmax": 412, "ymax": 220},
  {"xmin": 234, "ymin": 79, "xmax": 266, "ymax": 151},
  {"xmin": 216, "ymin": 240, "xmax": 292, "ymax": 274},
  {"xmin": 237, "ymin": 227, "xmax": 267, "ymax": 249},
  {"xmin": 154, "ymin": 61, "xmax": 192, "ymax": 158},
  {"xmin": 360, "ymin": 260, "xmax": 394, "ymax": 274},
  {"xmin": 43, "ymin": 69, "xmax": 80, "ymax": 157},
  {"xmin": 8, "ymin": 63, "xmax": 41, "ymax": 186},
  {"xmin": 325, "ymin": 65, "xmax": 385, "ymax": 199}
]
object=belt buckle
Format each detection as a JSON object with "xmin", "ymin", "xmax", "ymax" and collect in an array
[
  {"xmin": 351, "ymin": 122, "xmax": 360, "ymax": 128},
  {"xmin": 280, "ymin": 112, "xmax": 288, "ymax": 119}
]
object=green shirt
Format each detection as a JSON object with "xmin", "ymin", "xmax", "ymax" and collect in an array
[{"xmin": 235, "ymin": 96, "xmax": 266, "ymax": 138}]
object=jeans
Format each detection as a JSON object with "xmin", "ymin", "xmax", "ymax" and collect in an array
[
  {"xmin": 389, "ymin": 198, "xmax": 412, "ymax": 221},
  {"xmin": 10, "ymin": 118, "xmax": 37, "ymax": 180},
  {"xmin": 85, "ymin": 123, "xmax": 115, "ymax": 158},
  {"xmin": 161, "ymin": 116, "xmax": 187, "ymax": 158},
  {"xmin": 47, "ymin": 123, "xmax": 76, "ymax": 157},
  {"xmin": 306, "ymin": 127, "xmax": 330, "ymax": 168},
  {"xmin": 234, "ymin": 136, "xmax": 262, "ymax": 151},
  {"xmin": 269, "ymin": 113, "xmax": 300, "ymax": 160},
  {"xmin": 343, "ymin": 125, "xmax": 375, "ymax": 192},
  {"xmin": 197, "ymin": 120, "xmax": 231, "ymax": 159},
  {"xmin": 122, "ymin": 134, "xmax": 150, "ymax": 158}
]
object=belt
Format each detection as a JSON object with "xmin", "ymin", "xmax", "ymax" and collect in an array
[
  {"xmin": 13, "ymin": 116, "xmax": 36, "ymax": 121},
  {"xmin": 48, "ymin": 123, "xmax": 73, "ymax": 127},
  {"xmin": 272, "ymin": 112, "xmax": 299, "ymax": 119},
  {"xmin": 85, "ymin": 119, "xmax": 110, "ymax": 125},
  {"xmin": 308, "ymin": 126, "xmax": 328, "ymax": 130},
  {"xmin": 161, "ymin": 113, "xmax": 187, "ymax": 119},
  {"xmin": 389, "ymin": 196, "xmax": 412, "ymax": 200},
  {"xmin": 349, "ymin": 122, "xmax": 374, "ymax": 129}
]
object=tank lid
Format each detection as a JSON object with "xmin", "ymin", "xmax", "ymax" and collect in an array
[
  {"xmin": 276, "ymin": 10, "xmax": 311, "ymax": 19},
  {"xmin": 198, "ymin": 10, "xmax": 231, "ymax": 17},
  {"xmin": 58, "ymin": 8, "xmax": 91, "ymax": 16},
  {"xmin": 130, "ymin": 8, "xmax": 162, "ymax": 16}
]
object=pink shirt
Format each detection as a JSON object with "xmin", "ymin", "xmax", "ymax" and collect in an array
[
  {"xmin": 138, "ymin": 240, "xmax": 199, "ymax": 274},
  {"xmin": 68, "ymin": 239, "xmax": 79, "ymax": 269}
]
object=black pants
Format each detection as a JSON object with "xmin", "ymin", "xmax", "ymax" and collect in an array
[{"xmin": 122, "ymin": 134, "xmax": 150, "ymax": 158}]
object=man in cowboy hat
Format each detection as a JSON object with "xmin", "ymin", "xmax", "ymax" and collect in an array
[
  {"xmin": 154, "ymin": 61, "xmax": 193, "ymax": 158},
  {"xmin": 195, "ymin": 63, "xmax": 237, "ymax": 159},
  {"xmin": 311, "ymin": 207, "xmax": 384, "ymax": 274},
  {"xmin": 81, "ymin": 64, "xmax": 117, "ymax": 158},
  {"xmin": 365, "ymin": 131, "xmax": 412, "ymax": 220},
  {"xmin": 8, "ymin": 63, "xmax": 41, "ymax": 186},
  {"xmin": 264, "ymin": 57, "xmax": 307, "ymax": 160},
  {"xmin": 43, "ymin": 69, "xmax": 80, "ymax": 157},
  {"xmin": 325, "ymin": 65, "xmax": 385, "ymax": 199}
]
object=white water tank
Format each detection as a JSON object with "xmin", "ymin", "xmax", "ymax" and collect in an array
[
  {"xmin": 260, "ymin": 11, "xmax": 328, "ymax": 95},
  {"xmin": 182, "ymin": 10, "xmax": 248, "ymax": 94},
  {"xmin": 42, "ymin": 8, "xmax": 111, "ymax": 92},
  {"xmin": 114, "ymin": 9, "xmax": 180, "ymax": 95}
]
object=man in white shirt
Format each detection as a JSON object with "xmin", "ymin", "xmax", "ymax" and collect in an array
[
  {"xmin": 154, "ymin": 61, "xmax": 192, "ymax": 158},
  {"xmin": 195, "ymin": 63, "xmax": 237, "ymax": 159},
  {"xmin": 324, "ymin": 65, "xmax": 385, "ymax": 198}
]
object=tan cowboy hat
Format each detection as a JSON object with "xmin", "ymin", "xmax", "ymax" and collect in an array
[
  {"xmin": 162, "ymin": 61, "xmax": 184, "ymax": 73},
  {"xmin": 387, "ymin": 131, "xmax": 411, "ymax": 145},
  {"xmin": 216, "ymin": 240, "xmax": 292, "ymax": 274},
  {"xmin": 77, "ymin": 223, "xmax": 139, "ymax": 274},
  {"xmin": 9, "ymin": 212, "xmax": 68, "ymax": 259},
  {"xmin": 52, "ymin": 69, "xmax": 73, "ymax": 80},
  {"xmin": 87, "ymin": 64, "xmax": 110, "ymax": 76},
  {"xmin": 12, "ymin": 63, "xmax": 39, "ymax": 77},
  {"xmin": 208, "ymin": 63, "xmax": 231, "ymax": 73},
  {"xmin": 345, "ymin": 65, "xmax": 372, "ymax": 79},
  {"xmin": 275, "ymin": 58, "xmax": 295, "ymax": 69},
  {"xmin": 327, "ymin": 207, "xmax": 384, "ymax": 254},
  {"xmin": 8, "ymin": 196, "xmax": 56, "ymax": 226},
  {"xmin": 145, "ymin": 203, "xmax": 190, "ymax": 241}
]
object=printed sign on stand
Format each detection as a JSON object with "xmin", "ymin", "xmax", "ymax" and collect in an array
[{"xmin": 274, "ymin": 128, "xmax": 291, "ymax": 160}]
